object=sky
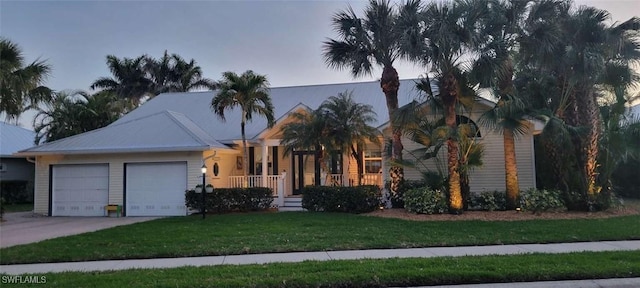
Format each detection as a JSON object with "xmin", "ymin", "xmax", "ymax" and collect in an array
[{"xmin": 1, "ymin": 0, "xmax": 639, "ymax": 129}]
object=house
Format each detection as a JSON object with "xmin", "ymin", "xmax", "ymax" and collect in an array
[
  {"xmin": 16, "ymin": 79, "xmax": 543, "ymax": 216},
  {"xmin": 1, "ymin": 122, "xmax": 36, "ymax": 204}
]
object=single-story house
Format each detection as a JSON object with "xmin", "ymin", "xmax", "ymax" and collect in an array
[
  {"xmin": 16, "ymin": 79, "xmax": 543, "ymax": 216},
  {"xmin": 1, "ymin": 122, "xmax": 36, "ymax": 203}
]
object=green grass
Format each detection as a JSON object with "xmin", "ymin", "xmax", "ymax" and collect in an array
[
  {"xmin": 4, "ymin": 251, "xmax": 639, "ymax": 288},
  {"xmin": 2, "ymin": 203, "xmax": 33, "ymax": 213},
  {"xmin": 2, "ymin": 212, "xmax": 638, "ymax": 265}
]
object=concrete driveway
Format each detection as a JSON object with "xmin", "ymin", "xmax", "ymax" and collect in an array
[{"xmin": 0, "ymin": 212, "xmax": 159, "ymax": 248}]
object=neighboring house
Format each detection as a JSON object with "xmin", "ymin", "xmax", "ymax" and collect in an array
[
  {"xmin": 16, "ymin": 79, "xmax": 543, "ymax": 217},
  {"xmin": 1, "ymin": 122, "xmax": 36, "ymax": 203}
]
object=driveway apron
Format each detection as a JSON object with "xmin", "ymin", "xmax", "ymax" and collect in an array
[{"xmin": 0, "ymin": 212, "xmax": 159, "ymax": 248}]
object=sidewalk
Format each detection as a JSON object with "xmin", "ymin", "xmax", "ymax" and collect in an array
[{"xmin": 1, "ymin": 240, "xmax": 638, "ymax": 275}]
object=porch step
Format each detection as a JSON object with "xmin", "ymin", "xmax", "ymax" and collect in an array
[
  {"xmin": 278, "ymin": 206, "xmax": 305, "ymax": 212},
  {"xmin": 278, "ymin": 197, "xmax": 304, "ymax": 212}
]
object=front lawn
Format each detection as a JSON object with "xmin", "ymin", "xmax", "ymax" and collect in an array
[
  {"xmin": 1, "ymin": 212, "xmax": 638, "ymax": 264},
  {"xmin": 7, "ymin": 251, "xmax": 640, "ymax": 288}
]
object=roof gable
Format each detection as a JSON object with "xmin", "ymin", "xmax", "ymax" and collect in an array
[
  {"xmin": 113, "ymin": 79, "xmax": 425, "ymax": 142},
  {"xmin": 17, "ymin": 110, "xmax": 230, "ymax": 155}
]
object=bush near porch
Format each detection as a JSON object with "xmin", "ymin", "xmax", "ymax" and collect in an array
[
  {"xmin": 302, "ymin": 185, "xmax": 381, "ymax": 213},
  {"xmin": 185, "ymin": 187, "xmax": 273, "ymax": 213}
]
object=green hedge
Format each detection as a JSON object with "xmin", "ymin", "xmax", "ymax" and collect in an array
[
  {"xmin": 301, "ymin": 185, "xmax": 381, "ymax": 213},
  {"xmin": 404, "ymin": 187, "xmax": 448, "ymax": 214},
  {"xmin": 469, "ymin": 190, "xmax": 507, "ymax": 211},
  {"xmin": 185, "ymin": 187, "xmax": 273, "ymax": 214}
]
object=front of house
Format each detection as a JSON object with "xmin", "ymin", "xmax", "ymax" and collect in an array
[{"xmin": 17, "ymin": 79, "xmax": 542, "ymax": 217}]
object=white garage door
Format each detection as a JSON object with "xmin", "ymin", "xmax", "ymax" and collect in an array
[
  {"xmin": 52, "ymin": 164, "xmax": 109, "ymax": 216},
  {"xmin": 126, "ymin": 162, "xmax": 187, "ymax": 216}
]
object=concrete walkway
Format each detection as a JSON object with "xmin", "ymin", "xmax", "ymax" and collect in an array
[{"xmin": 1, "ymin": 240, "xmax": 638, "ymax": 275}]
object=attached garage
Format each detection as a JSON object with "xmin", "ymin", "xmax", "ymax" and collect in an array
[
  {"xmin": 125, "ymin": 162, "xmax": 187, "ymax": 216},
  {"xmin": 51, "ymin": 164, "xmax": 109, "ymax": 216}
]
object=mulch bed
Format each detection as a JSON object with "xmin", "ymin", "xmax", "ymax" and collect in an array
[{"xmin": 364, "ymin": 205, "xmax": 639, "ymax": 222}]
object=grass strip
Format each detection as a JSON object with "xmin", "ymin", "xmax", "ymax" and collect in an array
[
  {"xmin": 3, "ymin": 251, "xmax": 639, "ymax": 288},
  {"xmin": 1, "ymin": 213, "xmax": 638, "ymax": 264}
]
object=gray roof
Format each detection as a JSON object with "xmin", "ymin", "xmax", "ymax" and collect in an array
[
  {"xmin": 17, "ymin": 110, "xmax": 230, "ymax": 155},
  {"xmin": 1, "ymin": 122, "xmax": 36, "ymax": 157},
  {"xmin": 113, "ymin": 79, "xmax": 425, "ymax": 142}
]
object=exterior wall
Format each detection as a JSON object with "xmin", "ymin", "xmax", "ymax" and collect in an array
[
  {"xmin": 386, "ymin": 110, "xmax": 537, "ymax": 194},
  {"xmin": 34, "ymin": 151, "xmax": 203, "ymax": 215},
  {"xmin": 0, "ymin": 157, "xmax": 34, "ymax": 182}
]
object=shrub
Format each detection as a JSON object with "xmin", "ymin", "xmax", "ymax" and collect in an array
[
  {"xmin": 185, "ymin": 187, "xmax": 273, "ymax": 214},
  {"xmin": 519, "ymin": 188, "xmax": 565, "ymax": 213},
  {"xmin": 0, "ymin": 181, "xmax": 33, "ymax": 204},
  {"xmin": 388, "ymin": 180, "xmax": 427, "ymax": 208},
  {"xmin": 562, "ymin": 190, "xmax": 620, "ymax": 212},
  {"xmin": 301, "ymin": 185, "xmax": 381, "ymax": 214},
  {"xmin": 469, "ymin": 191, "xmax": 506, "ymax": 211},
  {"xmin": 404, "ymin": 186, "xmax": 448, "ymax": 214}
]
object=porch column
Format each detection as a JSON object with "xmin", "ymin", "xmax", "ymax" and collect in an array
[{"xmin": 262, "ymin": 141, "xmax": 269, "ymax": 188}]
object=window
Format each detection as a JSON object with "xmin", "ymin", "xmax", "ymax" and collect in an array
[
  {"xmin": 0, "ymin": 162, "xmax": 6, "ymax": 172},
  {"xmin": 364, "ymin": 150, "xmax": 382, "ymax": 174}
]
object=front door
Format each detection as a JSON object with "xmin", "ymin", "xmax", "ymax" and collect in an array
[{"xmin": 292, "ymin": 151, "xmax": 319, "ymax": 195}]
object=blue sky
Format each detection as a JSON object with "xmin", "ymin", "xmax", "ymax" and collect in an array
[{"xmin": 1, "ymin": 0, "xmax": 638, "ymax": 129}]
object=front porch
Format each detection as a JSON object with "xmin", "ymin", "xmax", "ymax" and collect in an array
[{"xmin": 227, "ymin": 173, "xmax": 383, "ymax": 210}]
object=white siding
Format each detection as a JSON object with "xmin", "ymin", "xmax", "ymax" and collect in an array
[
  {"xmin": 384, "ymin": 110, "xmax": 537, "ymax": 194},
  {"xmin": 34, "ymin": 152, "xmax": 202, "ymax": 215}
]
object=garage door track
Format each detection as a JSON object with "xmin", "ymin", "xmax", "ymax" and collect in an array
[{"xmin": 0, "ymin": 212, "xmax": 159, "ymax": 248}]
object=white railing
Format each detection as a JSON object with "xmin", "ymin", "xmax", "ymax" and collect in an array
[
  {"xmin": 323, "ymin": 174, "xmax": 343, "ymax": 186},
  {"xmin": 228, "ymin": 175, "xmax": 281, "ymax": 196},
  {"xmin": 348, "ymin": 173, "xmax": 383, "ymax": 187}
]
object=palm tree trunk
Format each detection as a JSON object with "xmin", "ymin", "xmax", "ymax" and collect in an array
[
  {"xmin": 504, "ymin": 127, "xmax": 519, "ymax": 209},
  {"xmin": 579, "ymin": 89, "xmax": 601, "ymax": 196},
  {"xmin": 381, "ymin": 65, "xmax": 404, "ymax": 200},
  {"xmin": 241, "ymin": 110, "xmax": 249, "ymax": 187},
  {"xmin": 442, "ymin": 72, "xmax": 463, "ymax": 214}
]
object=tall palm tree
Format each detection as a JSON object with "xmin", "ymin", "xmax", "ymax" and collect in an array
[
  {"xmin": 0, "ymin": 38, "xmax": 52, "ymax": 122},
  {"xmin": 145, "ymin": 52, "xmax": 216, "ymax": 94},
  {"xmin": 320, "ymin": 91, "xmax": 380, "ymax": 185},
  {"xmin": 91, "ymin": 55, "xmax": 152, "ymax": 109},
  {"xmin": 212, "ymin": 70, "xmax": 275, "ymax": 184},
  {"xmin": 472, "ymin": 0, "xmax": 563, "ymax": 210},
  {"xmin": 404, "ymin": 0, "xmax": 482, "ymax": 214},
  {"xmin": 33, "ymin": 90, "xmax": 124, "ymax": 144},
  {"xmin": 323, "ymin": 0, "xmax": 419, "ymax": 197},
  {"xmin": 169, "ymin": 54, "xmax": 217, "ymax": 92}
]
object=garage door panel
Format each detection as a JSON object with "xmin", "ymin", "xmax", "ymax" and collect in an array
[
  {"xmin": 52, "ymin": 165, "xmax": 109, "ymax": 216},
  {"xmin": 126, "ymin": 162, "xmax": 187, "ymax": 216}
]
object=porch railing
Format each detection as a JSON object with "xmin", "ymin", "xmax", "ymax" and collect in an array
[
  {"xmin": 348, "ymin": 173, "xmax": 383, "ymax": 187},
  {"xmin": 228, "ymin": 175, "xmax": 281, "ymax": 196}
]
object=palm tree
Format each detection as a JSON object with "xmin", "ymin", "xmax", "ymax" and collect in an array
[
  {"xmin": 212, "ymin": 70, "xmax": 275, "ymax": 184},
  {"xmin": 145, "ymin": 51, "xmax": 216, "ymax": 94},
  {"xmin": 0, "ymin": 38, "xmax": 52, "ymax": 122},
  {"xmin": 33, "ymin": 90, "xmax": 124, "ymax": 144},
  {"xmin": 320, "ymin": 91, "xmax": 380, "ymax": 185},
  {"xmin": 280, "ymin": 108, "xmax": 333, "ymax": 184},
  {"xmin": 169, "ymin": 54, "xmax": 217, "ymax": 92},
  {"xmin": 404, "ymin": 0, "xmax": 482, "ymax": 214},
  {"xmin": 323, "ymin": 0, "xmax": 420, "ymax": 197},
  {"xmin": 91, "ymin": 55, "xmax": 152, "ymax": 109},
  {"xmin": 472, "ymin": 0, "xmax": 563, "ymax": 210}
]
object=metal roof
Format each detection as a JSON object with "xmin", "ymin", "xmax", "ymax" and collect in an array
[
  {"xmin": 1, "ymin": 122, "xmax": 36, "ymax": 157},
  {"xmin": 113, "ymin": 79, "xmax": 426, "ymax": 143},
  {"xmin": 17, "ymin": 110, "xmax": 230, "ymax": 155},
  {"xmin": 17, "ymin": 79, "xmax": 509, "ymax": 155}
]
